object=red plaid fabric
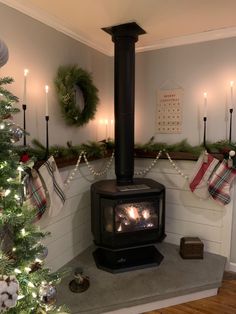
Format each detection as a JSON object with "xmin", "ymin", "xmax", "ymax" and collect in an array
[
  {"xmin": 208, "ymin": 160, "xmax": 236, "ymax": 206},
  {"xmin": 27, "ymin": 171, "xmax": 47, "ymax": 220},
  {"xmin": 189, "ymin": 152, "xmax": 219, "ymax": 199}
]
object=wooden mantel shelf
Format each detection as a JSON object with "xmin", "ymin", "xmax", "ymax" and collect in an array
[
  {"xmin": 134, "ymin": 150, "xmax": 224, "ymax": 161},
  {"xmin": 34, "ymin": 150, "xmax": 224, "ymax": 169}
]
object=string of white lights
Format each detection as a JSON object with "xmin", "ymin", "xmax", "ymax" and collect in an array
[
  {"xmin": 83, "ymin": 151, "xmax": 115, "ymax": 177},
  {"xmin": 64, "ymin": 151, "xmax": 84, "ymax": 186},
  {"xmin": 64, "ymin": 151, "xmax": 115, "ymax": 186},
  {"xmin": 134, "ymin": 150, "xmax": 163, "ymax": 175},
  {"xmin": 64, "ymin": 149, "xmax": 190, "ymax": 187},
  {"xmin": 164, "ymin": 151, "xmax": 189, "ymax": 180}
]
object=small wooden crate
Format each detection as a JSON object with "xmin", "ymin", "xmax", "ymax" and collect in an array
[{"xmin": 180, "ymin": 237, "xmax": 204, "ymax": 259}]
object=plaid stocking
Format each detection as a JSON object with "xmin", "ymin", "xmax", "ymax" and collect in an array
[
  {"xmin": 208, "ymin": 160, "xmax": 236, "ymax": 206},
  {"xmin": 189, "ymin": 152, "xmax": 219, "ymax": 199},
  {"xmin": 25, "ymin": 169, "xmax": 47, "ymax": 220},
  {"xmin": 39, "ymin": 156, "xmax": 66, "ymax": 217}
]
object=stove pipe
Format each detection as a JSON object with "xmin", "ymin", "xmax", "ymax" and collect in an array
[{"xmin": 102, "ymin": 22, "xmax": 146, "ymax": 185}]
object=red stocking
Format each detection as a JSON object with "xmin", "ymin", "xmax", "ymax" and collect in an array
[{"xmin": 208, "ymin": 160, "xmax": 236, "ymax": 206}]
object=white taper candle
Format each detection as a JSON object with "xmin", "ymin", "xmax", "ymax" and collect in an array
[
  {"xmin": 104, "ymin": 119, "xmax": 108, "ymax": 142},
  {"xmin": 45, "ymin": 85, "xmax": 49, "ymax": 116},
  {"xmin": 23, "ymin": 69, "xmax": 28, "ymax": 104},
  {"xmin": 230, "ymin": 81, "xmax": 234, "ymax": 110},
  {"xmin": 203, "ymin": 92, "xmax": 207, "ymax": 118}
]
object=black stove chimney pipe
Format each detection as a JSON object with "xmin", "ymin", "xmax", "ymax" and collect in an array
[{"xmin": 102, "ymin": 22, "xmax": 146, "ymax": 185}]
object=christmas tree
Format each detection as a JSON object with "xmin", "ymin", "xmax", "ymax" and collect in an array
[{"xmin": 0, "ymin": 56, "xmax": 69, "ymax": 313}]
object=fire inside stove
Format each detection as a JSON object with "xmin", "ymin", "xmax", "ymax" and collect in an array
[
  {"xmin": 116, "ymin": 202, "xmax": 158, "ymax": 233},
  {"xmin": 104, "ymin": 200, "xmax": 160, "ymax": 234}
]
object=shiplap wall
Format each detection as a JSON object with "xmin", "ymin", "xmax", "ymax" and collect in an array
[
  {"xmin": 135, "ymin": 159, "xmax": 233, "ymax": 259},
  {"xmin": 37, "ymin": 157, "xmax": 233, "ymax": 271},
  {"xmin": 36, "ymin": 159, "xmax": 109, "ymax": 271}
]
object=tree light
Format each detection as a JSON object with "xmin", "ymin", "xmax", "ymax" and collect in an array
[
  {"xmin": 14, "ymin": 194, "xmax": 20, "ymax": 200},
  {"xmin": 0, "ymin": 161, "xmax": 7, "ymax": 169},
  {"xmin": 17, "ymin": 166, "xmax": 24, "ymax": 172},
  {"xmin": 28, "ymin": 282, "xmax": 35, "ymax": 288},
  {"xmin": 35, "ymin": 258, "xmax": 43, "ymax": 264},
  {"xmin": 4, "ymin": 189, "xmax": 11, "ymax": 196},
  {"xmin": 14, "ymin": 268, "xmax": 22, "ymax": 274},
  {"xmin": 32, "ymin": 292, "xmax": 37, "ymax": 298},
  {"xmin": 21, "ymin": 228, "xmax": 26, "ymax": 236}
]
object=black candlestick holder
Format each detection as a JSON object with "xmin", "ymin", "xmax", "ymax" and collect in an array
[
  {"xmin": 203, "ymin": 116, "xmax": 207, "ymax": 149},
  {"xmin": 45, "ymin": 115, "xmax": 49, "ymax": 159},
  {"xmin": 22, "ymin": 104, "xmax": 27, "ymax": 146},
  {"xmin": 229, "ymin": 108, "xmax": 233, "ymax": 143}
]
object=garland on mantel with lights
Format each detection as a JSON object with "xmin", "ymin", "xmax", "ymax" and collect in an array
[
  {"xmin": 22, "ymin": 138, "xmax": 236, "ymax": 164},
  {"xmin": 18, "ymin": 137, "xmax": 236, "ymax": 206},
  {"xmin": 15, "ymin": 137, "xmax": 236, "ymax": 187}
]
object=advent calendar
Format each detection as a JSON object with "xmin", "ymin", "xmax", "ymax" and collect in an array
[{"xmin": 156, "ymin": 88, "xmax": 183, "ymax": 134}]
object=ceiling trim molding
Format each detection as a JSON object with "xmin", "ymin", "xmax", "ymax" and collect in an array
[
  {"xmin": 0, "ymin": 0, "xmax": 113, "ymax": 56},
  {"xmin": 2, "ymin": 0, "xmax": 236, "ymax": 56},
  {"xmin": 136, "ymin": 27, "xmax": 236, "ymax": 53}
]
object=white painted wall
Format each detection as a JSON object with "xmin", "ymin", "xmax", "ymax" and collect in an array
[
  {"xmin": 37, "ymin": 158, "xmax": 111, "ymax": 271},
  {"xmin": 0, "ymin": 3, "xmax": 113, "ymax": 146},
  {"xmin": 135, "ymin": 37, "xmax": 236, "ymax": 145}
]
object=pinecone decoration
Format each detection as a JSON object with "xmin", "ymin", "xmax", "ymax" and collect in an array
[{"xmin": 0, "ymin": 224, "xmax": 14, "ymax": 254}]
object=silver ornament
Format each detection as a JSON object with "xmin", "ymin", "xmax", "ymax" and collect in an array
[
  {"xmin": 39, "ymin": 284, "xmax": 57, "ymax": 305},
  {"xmin": 38, "ymin": 247, "xmax": 48, "ymax": 260},
  {"xmin": 9, "ymin": 125, "xmax": 23, "ymax": 143},
  {"xmin": 0, "ymin": 39, "xmax": 9, "ymax": 68}
]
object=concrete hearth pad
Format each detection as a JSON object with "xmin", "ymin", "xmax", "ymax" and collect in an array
[{"xmin": 57, "ymin": 242, "xmax": 226, "ymax": 314}]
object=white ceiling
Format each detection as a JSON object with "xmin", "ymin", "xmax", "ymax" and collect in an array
[{"xmin": 2, "ymin": 0, "xmax": 236, "ymax": 55}]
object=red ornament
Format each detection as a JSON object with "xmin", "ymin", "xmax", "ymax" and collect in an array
[{"xmin": 20, "ymin": 153, "xmax": 30, "ymax": 163}]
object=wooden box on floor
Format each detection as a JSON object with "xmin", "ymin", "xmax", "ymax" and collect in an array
[{"xmin": 180, "ymin": 237, "xmax": 204, "ymax": 259}]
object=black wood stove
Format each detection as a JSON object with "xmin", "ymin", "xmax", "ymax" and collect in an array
[{"xmin": 91, "ymin": 23, "xmax": 166, "ymax": 273}]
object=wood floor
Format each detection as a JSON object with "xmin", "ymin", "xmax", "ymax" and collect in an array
[{"xmin": 144, "ymin": 272, "xmax": 236, "ymax": 314}]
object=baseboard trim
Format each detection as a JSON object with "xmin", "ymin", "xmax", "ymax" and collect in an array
[
  {"xmin": 104, "ymin": 288, "xmax": 218, "ymax": 314},
  {"xmin": 228, "ymin": 262, "xmax": 236, "ymax": 272}
]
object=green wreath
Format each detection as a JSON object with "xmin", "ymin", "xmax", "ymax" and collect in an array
[{"xmin": 55, "ymin": 65, "xmax": 99, "ymax": 126}]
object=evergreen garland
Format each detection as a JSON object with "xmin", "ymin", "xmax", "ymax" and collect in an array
[
  {"xmin": 24, "ymin": 138, "xmax": 236, "ymax": 163},
  {"xmin": 55, "ymin": 65, "xmax": 99, "ymax": 127}
]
